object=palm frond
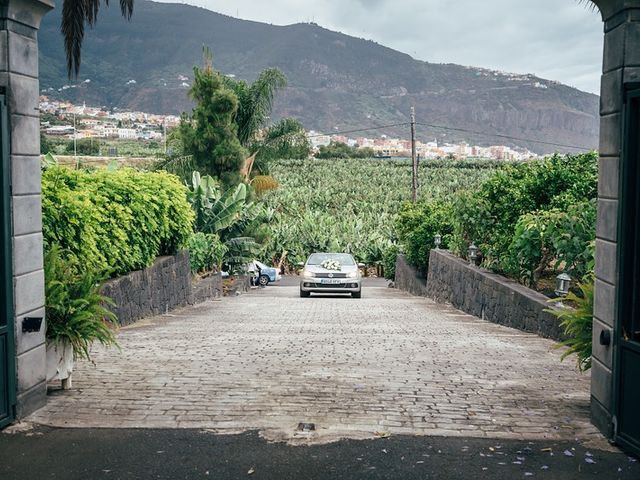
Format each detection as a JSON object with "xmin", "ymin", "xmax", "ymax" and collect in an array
[{"xmin": 62, "ymin": 0, "xmax": 135, "ymax": 78}]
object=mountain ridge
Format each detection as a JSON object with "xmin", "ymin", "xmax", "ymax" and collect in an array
[{"xmin": 38, "ymin": 0, "xmax": 599, "ymax": 153}]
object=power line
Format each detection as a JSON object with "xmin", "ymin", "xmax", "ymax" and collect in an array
[
  {"xmin": 306, "ymin": 119, "xmax": 595, "ymax": 152},
  {"xmin": 307, "ymin": 122, "xmax": 409, "ymax": 138},
  {"xmin": 415, "ymin": 122, "xmax": 594, "ymax": 151}
]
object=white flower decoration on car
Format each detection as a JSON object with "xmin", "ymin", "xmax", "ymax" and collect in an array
[{"xmin": 320, "ymin": 259, "xmax": 342, "ymax": 271}]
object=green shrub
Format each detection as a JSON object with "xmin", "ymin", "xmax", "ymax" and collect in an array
[
  {"xmin": 187, "ymin": 233, "xmax": 227, "ymax": 274},
  {"xmin": 65, "ymin": 138, "xmax": 100, "ymax": 156},
  {"xmin": 382, "ymin": 244, "xmax": 399, "ymax": 280},
  {"xmin": 396, "ymin": 200, "xmax": 453, "ymax": 274},
  {"xmin": 507, "ymin": 201, "xmax": 596, "ymax": 287},
  {"xmin": 45, "ymin": 244, "xmax": 119, "ymax": 361},
  {"xmin": 547, "ymin": 277, "xmax": 594, "ymax": 372},
  {"xmin": 42, "ymin": 166, "xmax": 194, "ymax": 277},
  {"xmin": 451, "ymin": 152, "xmax": 597, "ymax": 271}
]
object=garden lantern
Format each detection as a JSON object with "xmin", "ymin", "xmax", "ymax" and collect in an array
[
  {"xmin": 555, "ymin": 273, "xmax": 572, "ymax": 297},
  {"xmin": 468, "ymin": 243, "xmax": 479, "ymax": 265},
  {"xmin": 434, "ymin": 234, "xmax": 442, "ymax": 249}
]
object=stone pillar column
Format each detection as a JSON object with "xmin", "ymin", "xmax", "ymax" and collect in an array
[
  {"xmin": 0, "ymin": 0, "xmax": 53, "ymax": 417},
  {"xmin": 591, "ymin": 0, "xmax": 640, "ymax": 439}
]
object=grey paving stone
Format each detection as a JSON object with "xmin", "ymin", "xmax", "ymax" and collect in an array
[{"xmin": 28, "ymin": 284, "xmax": 599, "ymax": 443}]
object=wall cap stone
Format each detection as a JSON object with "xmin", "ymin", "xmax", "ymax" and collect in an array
[
  {"xmin": 592, "ymin": 0, "xmax": 640, "ymax": 21},
  {"xmin": 0, "ymin": 0, "xmax": 54, "ymax": 29}
]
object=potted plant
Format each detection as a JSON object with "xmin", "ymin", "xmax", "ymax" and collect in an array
[{"xmin": 44, "ymin": 245, "xmax": 119, "ymax": 389}]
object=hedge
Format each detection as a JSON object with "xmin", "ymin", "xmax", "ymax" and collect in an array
[{"xmin": 42, "ymin": 166, "xmax": 194, "ymax": 277}]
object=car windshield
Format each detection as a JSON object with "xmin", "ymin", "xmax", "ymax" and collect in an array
[{"xmin": 306, "ymin": 253, "xmax": 356, "ymax": 266}]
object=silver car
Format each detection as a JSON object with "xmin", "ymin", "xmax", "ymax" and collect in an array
[{"xmin": 300, "ymin": 253, "xmax": 362, "ymax": 298}]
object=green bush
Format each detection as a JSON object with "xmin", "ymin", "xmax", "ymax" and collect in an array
[
  {"xmin": 187, "ymin": 233, "xmax": 227, "ymax": 274},
  {"xmin": 65, "ymin": 138, "xmax": 100, "ymax": 156},
  {"xmin": 396, "ymin": 200, "xmax": 453, "ymax": 275},
  {"xmin": 42, "ymin": 166, "xmax": 194, "ymax": 277},
  {"xmin": 451, "ymin": 152, "xmax": 598, "ymax": 271},
  {"xmin": 45, "ymin": 244, "xmax": 119, "ymax": 361},
  {"xmin": 507, "ymin": 201, "xmax": 596, "ymax": 287},
  {"xmin": 382, "ymin": 244, "xmax": 399, "ymax": 280}
]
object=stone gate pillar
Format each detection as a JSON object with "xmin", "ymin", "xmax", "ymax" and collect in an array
[
  {"xmin": 591, "ymin": 0, "xmax": 640, "ymax": 446},
  {"xmin": 0, "ymin": 0, "xmax": 53, "ymax": 417}
]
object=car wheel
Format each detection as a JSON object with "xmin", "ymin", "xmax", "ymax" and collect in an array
[
  {"xmin": 351, "ymin": 290, "xmax": 362, "ymax": 298},
  {"xmin": 258, "ymin": 274, "xmax": 270, "ymax": 287},
  {"xmin": 300, "ymin": 288, "xmax": 311, "ymax": 298}
]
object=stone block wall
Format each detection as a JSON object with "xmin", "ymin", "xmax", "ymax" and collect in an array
[
  {"xmin": 394, "ymin": 250, "xmax": 564, "ymax": 341},
  {"xmin": 101, "ymin": 251, "xmax": 222, "ymax": 326},
  {"xmin": 590, "ymin": 0, "xmax": 640, "ymax": 442},
  {"xmin": 1, "ymin": 0, "xmax": 53, "ymax": 419},
  {"xmin": 394, "ymin": 255, "xmax": 428, "ymax": 297},
  {"xmin": 190, "ymin": 273, "xmax": 223, "ymax": 305}
]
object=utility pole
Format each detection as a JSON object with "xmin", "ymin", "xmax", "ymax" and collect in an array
[
  {"xmin": 73, "ymin": 112, "xmax": 78, "ymax": 169},
  {"xmin": 411, "ymin": 106, "xmax": 418, "ymax": 202},
  {"xmin": 163, "ymin": 120, "xmax": 167, "ymax": 155}
]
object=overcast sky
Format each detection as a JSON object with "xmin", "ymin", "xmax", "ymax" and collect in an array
[{"xmin": 158, "ymin": 0, "xmax": 604, "ymax": 94}]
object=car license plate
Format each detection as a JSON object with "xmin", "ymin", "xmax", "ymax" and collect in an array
[{"xmin": 320, "ymin": 278, "xmax": 342, "ymax": 284}]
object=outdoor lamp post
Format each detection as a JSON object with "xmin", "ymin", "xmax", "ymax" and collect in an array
[
  {"xmin": 434, "ymin": 234, "xmax": 442, "ymax": 249},
  {"xmin": 468, "ymin": 243, "xmax": 479, "ymax": 265},
  {"xmin": 555, "ymin": 273, "xmax": 572, "ymax": 297}
]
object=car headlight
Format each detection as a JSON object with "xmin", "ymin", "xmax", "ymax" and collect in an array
[
  {"xmin": 347, "ymin": 271, "xmax": 358, "ymax": 278},
  {"xmin": 303, "ymin": 270, "xmax": 315, "ymax": 279}
]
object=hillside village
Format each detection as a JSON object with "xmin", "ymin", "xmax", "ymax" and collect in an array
[{"xmin": 41, "ymin": 96, "xmax": 538, "ymax": 160}]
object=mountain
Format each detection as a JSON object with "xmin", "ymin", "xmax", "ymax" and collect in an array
[{"xmin": 38, "ymin": 1, "xmax": 599, "ymax": 153}]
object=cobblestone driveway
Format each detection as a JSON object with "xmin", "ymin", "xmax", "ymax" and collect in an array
[{"xmin": 29, "ymin": 281, "xmax": 601, "ymax": 444}]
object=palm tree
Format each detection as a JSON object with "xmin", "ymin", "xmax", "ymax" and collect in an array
[
  {"xmin": 61, "ymin": 0, "xmax": 134, "ymax": 78},
  {"xmin": 223, "ymin": 68, "xmax": 287, "ymax": 147}
]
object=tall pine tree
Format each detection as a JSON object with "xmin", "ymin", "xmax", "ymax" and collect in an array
[{"xmin": 180, "ymin": 51, "xmax": 247, "ymax": 188}]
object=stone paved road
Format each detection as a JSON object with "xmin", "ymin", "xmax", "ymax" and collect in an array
[{"xmin": 29, "ymin": 279, "xmax": 602, "ymax": 445}]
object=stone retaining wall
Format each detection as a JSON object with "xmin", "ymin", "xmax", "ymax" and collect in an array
[
  {"xmin": 424, "ymin": 250, "xmax": 564, "ymax": 341},
  {"xmin": 394, "ymin": 251, "xmax": 565, "ymax": 341},
  {"xmin": 101, "ymin": 251, "xmax": 222, "ymax": 326},
  {"xmin": 394, "ymin": 255, "xmax": 428, "ymax": 297},
  {"xmin": 191, "ymin": 273, "xmax": 223, "ymax": 305}
]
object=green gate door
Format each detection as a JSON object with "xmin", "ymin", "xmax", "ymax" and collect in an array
[
  {"xmin": 615, "ymin": 87, "xmax": 640, "ymax": 456},
  {"xmin": 0, "ymin": 93, "xmax": 15, "ymax": 429}
]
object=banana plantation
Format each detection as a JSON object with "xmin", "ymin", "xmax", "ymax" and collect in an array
[{"xmin": 262, "ymin": 158, "xmax": 503, "ymax": 267}]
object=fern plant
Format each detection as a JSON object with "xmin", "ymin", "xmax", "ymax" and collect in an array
[
  {"xmin": 546, "ymin": 277, "xmax": 594, "ymax": 372},
  {"xmin": 45, "ymin": 245, "xmax": 119, "ymax": 361}
]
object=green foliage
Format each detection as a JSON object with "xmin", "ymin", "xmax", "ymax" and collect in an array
[
  {"xmin": 547, "ymin": 278, "xmax": 594, "ymax": 372},
  {"xmin": 396, "ymin": 201, "xmax": 454, "ymax": 274},
  {"xmin": 65, "ymin": 138, "xmax": 100, "ymax": 156},
  {"xmin": 179, "ymin": 53, "xmax": 248, "ymax": 187},
  {"xmin": 154, "ymin": 154, "xmax": 197, "ymax": 184},
  {"xmin": 451, "ymin": 152, "xmax": 598, "ymax": 271},
  {"xmin": 382, "ymin": 244, "xmax": 399, "ymax": 280},
  {"xmin": 508, "ymin": 201, "xmax": 596, "ymax": 287},
  {"xmin": 186, "ymin": 171, "xmax": 267, "ymax": 270},
  {"xmin": 262, "ymin": 158, "xmax": 498, "ymax": 267},
  {"xmin": 315, "ymin": 141, "xmax": 375, "ymax": 159},
  {"xmin": 40, "ymin": 131, "xmax": 53, "ymax": 154},
  {"xmin": 42, "ymin": 166, "xmax": 194, "ymax": 277},
  {"xmin": 44, "ymin": 244, "xmax": 119, "ymax": 361},
  {"xmin": 187, "ymin": 171, "xmax": 222, "ymax": 231},
  {"xmin": 223, "ymin": 68, "xmax": 287, "ymax": 147},
  {"xmin": 253, "ymin": 118, "xmax": 311, "ymax": 168},
  {"xmin": 187, "ymin": 232, "xmax": 227, "ymax": 274}
]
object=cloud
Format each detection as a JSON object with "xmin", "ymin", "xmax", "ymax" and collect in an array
[{"xmin": 158, "ymin": 0, "xmax": 604, "ymax": 93}]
